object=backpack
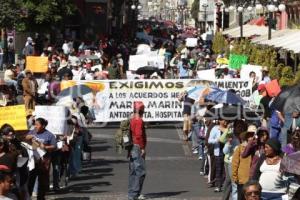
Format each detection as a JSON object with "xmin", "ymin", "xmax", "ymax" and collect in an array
[{"xmin": 115, "ymin": 119, "xmax": 133, "ymax": 154}]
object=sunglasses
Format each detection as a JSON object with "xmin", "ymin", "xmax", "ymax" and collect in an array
[{"xmin": 245, "ymin": 191, "xmax": 260, "ymax": 196}]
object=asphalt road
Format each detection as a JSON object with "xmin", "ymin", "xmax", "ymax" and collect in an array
[{"xmin": 46, "ymin": 124, "xmax": 222, "ymax": 200}]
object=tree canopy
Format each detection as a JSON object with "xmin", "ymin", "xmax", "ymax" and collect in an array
[{"xmin": 0, "ymin": 0, "xmax": 76, "ymax": 32}]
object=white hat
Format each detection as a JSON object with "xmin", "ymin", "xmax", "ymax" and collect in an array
[{"xmin": 60, "ymin": 60, "xmax": 68, "ymax": 68}]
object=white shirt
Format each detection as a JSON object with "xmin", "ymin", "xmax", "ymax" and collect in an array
[
  {"xmin": 72, "ymin": 68, "xmax": 85, "ymax": 81},
  {"xmin": 4, "ymin": 69, "xmax": 14, "ymax": 81},
  {"xmin": 62, "ymin": 43, "xmax": 70, "ymax": 54},
  {"xmin": 259, "ymin": 160, "xmax": 286, "ymax": 193}
]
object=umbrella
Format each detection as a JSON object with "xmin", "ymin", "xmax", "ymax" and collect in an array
[
  {"xmin": 58, "ymin": 85, "xmax": 93, "ymax": 99},
  {"xmin": 280, "ymin": 151, "xmax": 300, "ymax": 175},
  {"xmin": 205, "ymin": 89, "xmax": 245, "ymax": 105},
  {"xmin": 187, "ymin": 86, "xmax": 216, "ymax": 101},
  {"xmin": 135, "ymin": 66, "xmax": 163, "ymax": 77},
  {"xmin": 204, "ymin": 105, "xmax": 259, "ymax": 120},
  {"xmin": 271, "ymin": 84, "xmax": 300, "ymax": 113}
]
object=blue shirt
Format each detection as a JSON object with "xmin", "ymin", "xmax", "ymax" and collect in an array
[
  {"xmin": 29, "ymin": 129, "xmax": 57, "ymax": 147},
  {"xmin": 177, "ymin": 61, "xmax": 189, "ymax": 78},
  {"xmin": 208, "ymin": 125, "xmax": 223, "ymax": 156}
]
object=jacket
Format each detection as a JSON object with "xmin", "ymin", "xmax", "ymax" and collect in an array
[
  {"xmin": 22, "ymin": 77, "xmax": 37, "ymax": 96},
  {"xmin": 232, "ymin": 142, "xmax": 252, "ymax": 184}
]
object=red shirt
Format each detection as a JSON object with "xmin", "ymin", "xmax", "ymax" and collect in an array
[{"xmin": 130, "ymin": 117, "xmax": 147, "ymax": 149}]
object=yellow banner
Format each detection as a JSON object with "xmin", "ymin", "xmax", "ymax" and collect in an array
[
  {"xmin": 0, "ymin": 105, "xmax": 28, "ymax": 130},
  {"xmin": 26, "ymin": 56, "xmax": 49, "ymax": 73}
]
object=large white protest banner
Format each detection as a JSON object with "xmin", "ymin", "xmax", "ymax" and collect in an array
[
  {"xmin": 58, "ymin": 79, "xmax": 252, "ymax": 122},
  {"xmin": 213, "ymin": 78, "xmax": 253, "ymax": 101},
  {"xmin": 35, "ymin": 106, "xmax": 69, "ymax": 135},
  {"xmin": 129, "ymin": 55, "xmax": 165, "ymax": 71}
]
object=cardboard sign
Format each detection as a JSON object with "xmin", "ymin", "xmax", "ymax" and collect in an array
[
  {"xmin": 35, "ymin": 106, "xmax": 69, "ymax": 135},
  {"xmin": 229, "ymin": 54, "xmax": 248, "ymax": 69},
  {"xmin": 0, "ymin": 105, "xmax": 27, "ymax": 130},
  {"xmin": 240, "ymin": 64, "xmax": 263, "ymax": 82},
  {"xmin": 26, "ymin": 56, "xmax": 49, "ymax": 73},
  {"xmin": 186, "ymin": 38, "xmax": 198, "ymax": 47},
  {"xmin": 197, "ymin": 69, "xmax": 216, "ymax": 80},
  {"xmin": 129, "ymin": 55, "xmax": 165, "ymax": 71}
]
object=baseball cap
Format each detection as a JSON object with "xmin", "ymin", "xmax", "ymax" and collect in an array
[
  {"xmin": 133, "ymin": 101, "xmax": 145, "ymax": 111},
  {"xmin": 257, "ymin": 84, "xmax": 266, "ymax": 91},
  {"xmin": 247, "ymin": 125, "xmax": 257, "ymax": 133}
]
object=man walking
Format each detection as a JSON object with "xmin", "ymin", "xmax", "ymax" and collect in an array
[
  {"xmin": 22, "ymin": 70, "xmax": 37, "ymax": 111},
  {"xmin": 128, "ymin": 101, "xmax": 147, "ymax": 200}
]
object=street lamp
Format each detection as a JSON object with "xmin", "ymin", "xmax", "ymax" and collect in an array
[
  {"xmin": 202, "ymin": 3, "xmax": 209, "ymax": 32},
  {"xmin": 226, "ymin": 0, "xmax": 286, "ymax": 39},
  {"xmin": 177, "ymin": 4, "xmax": 186, "ymax": 27}
]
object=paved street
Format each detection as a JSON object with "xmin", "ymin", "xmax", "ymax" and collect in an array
[{"xmin": 47, "ymin": 124, "xmax": 222, "ymax": 200}]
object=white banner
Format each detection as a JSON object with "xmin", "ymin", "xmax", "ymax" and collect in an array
[
  {"xmin": 58, "ymin": 79, "xmax": 252, "ymax": 122},
  {"xmin": 129, "ymin": 55, "xmax": 165, "ymax": 71},
  {"xmin": 213, "ymin": 78, "xmax": 253, "ymax": 101},
  {"xmin": 186, "ymin": 38, "xmax": 198, "ymax": 47},
  {"xmin": 35, "ymin": 106, "xmax": 69, "ymax": 135}
]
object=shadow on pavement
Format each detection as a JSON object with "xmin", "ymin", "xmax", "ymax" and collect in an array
[{"xmin": 145, "ymin": 191, "xmax": 188, "ymax": 198}]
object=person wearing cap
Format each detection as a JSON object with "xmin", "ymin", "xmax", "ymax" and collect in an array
[
  {"xmin": 128, "ymin": 101, "xmax": 147, "ymax": 200},
  {"xmin": 22, "ymin": 70, "xmax": 37, "ymax": 111},
  {"xmin": 253, "ymin": 139, "xmax": 286, "ymax": 200},
  {"xmin": 232, "ymin": 125, "xmax": 257, "ymax": 200},
  {"xmin": 262, "ymin": 67, "xmax": 271, "ymax": 83}
]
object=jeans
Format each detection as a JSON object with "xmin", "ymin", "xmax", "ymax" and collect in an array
[
  {"xmin": 192, "ymin": 123, "xmax": 200, "ymax": 150},
  {"xmin": 0, "ymin": 54, "xmax": 3, "ymax": 70},
  {"xmin": 198, "ymin": 139, "xmax": 205, "ymax": 159},
  {"xmin": 52, "ymin": 151, "xmax": 62, "ymax": 189},
  {"xmin": 215, "ymin": 155, "xmax": 224, "ymax": 188},
  {"xmin": 5, "ymin": 80, "xmax": 18, "ymax": 89},
  {"xmin": 270, "ymin": 126, "xmax": 281, "ymax": 141},
  {"xmin": 222, "ymin": 162, "xmax": 232, "ymax": 200},
  {"xmin": 280, "ymin": 113, "xmax": 293, "ymax": 148},
  {"xmin": 232, "ymin": 182, "xmax": 238, "ymax": 200},
  {"xmin": 128, "ymin": 145, "xmax": 146, "ymax": 200}
]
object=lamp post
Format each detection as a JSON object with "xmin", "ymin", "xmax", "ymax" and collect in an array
[
  {"xmin": 266, "ymin": 0, "xmax": 286, "ymax": 40},
  {"xmin": 177, "ymin": 4, "xmax": 186, "ymax": 27},
  {"xmin": 202, "ymin": 3, "xmax": 209, "ymax": 32},
  {"xmin": 130, "ymin": 0, "xmax": 142, "ymax": 37},
  {"xmin": 226, "ymin": 0, "xmax": 285, "ymax": 39}
]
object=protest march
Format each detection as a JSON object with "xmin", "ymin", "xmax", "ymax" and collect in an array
[{"xmin": 0, "ymin": 15, "xmax": 300, "ymax": 200}]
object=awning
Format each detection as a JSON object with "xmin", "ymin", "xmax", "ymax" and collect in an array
[
  {"xmin": 251, "ymin": 29, "xmax": 300, "ymax": 53},
  {"xmin": 223, "ymin": 25, "xmax": 270, "ymax": 38}
]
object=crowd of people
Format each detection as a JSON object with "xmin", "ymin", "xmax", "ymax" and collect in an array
[{"xmin": 0, "ymin": 20, "xmax": 299, "ymax": 200}]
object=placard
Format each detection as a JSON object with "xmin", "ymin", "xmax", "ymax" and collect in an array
[
  {"xmin": 35, "ymin": 106, "xmax": 68, "ymax": 135},
  {"xmin": 197, "ymin": 69, "xmax": 216, "ymax": 80},
  {"xmin": 229, "ymin": 54, "xmax": 248, "ymax": 69},
  {"xmin": 129, "ymin": 55, "xmax": 165, "ymax": 71},
  {"xmin": 240, "ymin": 64, "xmax": 263, "ymax": 82},
  {"xmin": 26, "ymin": 56, "xmax": 49, "ymax": 73},
  {"xmin": 186, "ymin": 38, "xmax": 198, "ymax": 47},
  {"xmin": 0, "ymin": 105, "xmax": 27, "ymax": 130}
]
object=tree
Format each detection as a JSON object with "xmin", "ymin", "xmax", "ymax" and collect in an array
[
  {"xmin": 22, "ymin": 0, "xmax": 76, "ymax": 32},
  {"xmin": 212, "ymin": 32, "xmax": 228, "ymax": 55},
  {"xmin": 191, "ymin": 0, "xmax": 199, "ymax": 24},
  {"xmin": 0, "ymin": 0, "xmax": 22, "ymax": 66}
]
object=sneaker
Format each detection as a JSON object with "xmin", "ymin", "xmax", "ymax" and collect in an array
[
  {"xmin": 187, "ymin": 131, "xmax": 193, "ymax": 139},
  {"xmin": 200, "ymin": 171, "xmax": 205, "ymax": 176},
  {"xmin": 192, "ymin": 149, "xmax": 199, "ymax": 154},
  {"xmin": 32, "ymin": 192, "xmax": 37, "ymax": 197},
  {"xmin": 214, "ymin": 187, "xmax": 222, "ymax": 192},
  {"xmin": 138, "ymin": 194, "xmax": 146, "ymax": 200},
  {"xmin": 198, "ymin": 156, "xmax": 203, "ymax": 160}
]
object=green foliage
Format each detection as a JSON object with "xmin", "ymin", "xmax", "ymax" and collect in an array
[
  {"xmin": 212, "ymin": 32, "xmax": 228, "ymax": 55},
  {"xmin": 22, "ymin": 0, "xmax": 76, "ymax": 32},
  {"xmin": 0, "ymin": 0, "xmax": 22, "ymax": 29},
  {"xmin": 269, "ymin": 63, "xmax": 284, "ymax": 80},
  {"xmin": 293, "ymin": 70, "xmax": 300, "ymax": 85},
  {"xmin": 191, "ymin": 0, "xmax": 199, "ymax": 22},
  {"xmin": 279, "ymin": 66, "xmax": 295, "ymax": 87}
]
